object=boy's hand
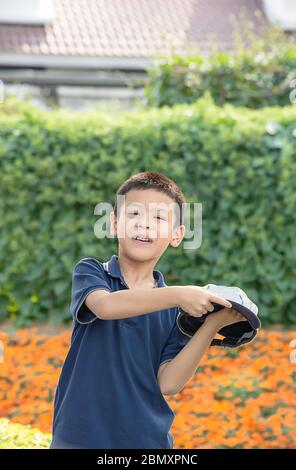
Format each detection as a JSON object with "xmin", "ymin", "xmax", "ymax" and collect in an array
[
  {"xmin": 205, "ymin": 306, "xmax": 248, "ymax": 330},
  {"xmin": 176, "ymin": 286, "xmax": 232, "ymax": 318}
]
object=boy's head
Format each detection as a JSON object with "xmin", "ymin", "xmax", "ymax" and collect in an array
[{"xmin": 110, "ymin": 172, "xmax": 186, "ymax": 262}]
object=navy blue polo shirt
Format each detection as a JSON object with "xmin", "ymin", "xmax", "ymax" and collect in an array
[{"xmin": 50, "ymin": 254, "xmax": 191, "ymax": 449}]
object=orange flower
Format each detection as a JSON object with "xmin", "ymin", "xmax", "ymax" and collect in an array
[{"xmin": 0, "ymin": 327, "xmax": 295, "ymax": 448}]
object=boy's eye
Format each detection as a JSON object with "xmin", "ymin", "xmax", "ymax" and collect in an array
[{"xmin": 127, "ymin": 211, "xmax": 166, "ymax": 221}]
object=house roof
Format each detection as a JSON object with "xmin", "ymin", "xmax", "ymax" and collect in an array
[{"xmin": 0, "ymin": 0, "xmax": 270, "ymax": 63}]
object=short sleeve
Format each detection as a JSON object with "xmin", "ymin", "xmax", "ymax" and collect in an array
[
  {"xmin": 70, "ymin": 258, "xmax": 111, "ymax": 325},
  {"xmin": 159, "ymin": 311, "xmax": 191, "ymax": 366}
]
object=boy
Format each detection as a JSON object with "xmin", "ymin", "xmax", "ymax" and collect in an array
[{"xmin": 50, "ymin": 171, "xmax": 246, "ymax": 449}]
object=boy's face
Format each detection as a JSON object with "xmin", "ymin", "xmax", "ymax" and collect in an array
[{"xmin": 110, "ymin": 189, "xmax": 185, "ymax": 262}]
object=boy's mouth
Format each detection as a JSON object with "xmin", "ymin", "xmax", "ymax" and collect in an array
[{"xmin": 131, "ymin": 235, "xmax": 153, "ymax": 244}]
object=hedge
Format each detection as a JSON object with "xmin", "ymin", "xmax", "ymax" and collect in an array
[
  {"xmin": 144, "ymin": 28, "xmax": 296, "ymax": 108},
  {"xmin": 0, "ymin": 96, "xmax": 295, "ymax": 326}
]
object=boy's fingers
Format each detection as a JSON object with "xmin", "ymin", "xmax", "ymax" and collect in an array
[
  {"xmin": 210, "ymin": 294, "xmax": 232, "ymax": 309},
  {"xmin": 206, "ymin": 302, "xmax": 214, "ymax": 312}
]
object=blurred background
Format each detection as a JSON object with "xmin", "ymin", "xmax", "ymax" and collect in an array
[{"xmin": 0, "ymin": 0, "xmax": 295, "ymax": 449}]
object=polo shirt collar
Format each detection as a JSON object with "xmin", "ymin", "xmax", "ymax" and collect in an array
[{"xmin": 103, "ymin": 254, "xmax": 166, "ymax": 288}]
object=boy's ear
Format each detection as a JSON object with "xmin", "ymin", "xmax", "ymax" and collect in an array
[
  {"xmin": 110, "ymin": 211, "xmax": 117, "ymax": 237},
  {"xmin": 170, "ymin": 224, "xmax": 185, "ymax": 248}
]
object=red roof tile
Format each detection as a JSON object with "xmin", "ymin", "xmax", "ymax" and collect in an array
[{"xmin": 0, "ymin": 0, "xmax": 279, "ymax": 59}]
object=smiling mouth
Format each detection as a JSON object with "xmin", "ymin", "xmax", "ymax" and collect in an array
[{"xmin": 131, "ymin": 236, "xmax": 153, "ymax": 244}]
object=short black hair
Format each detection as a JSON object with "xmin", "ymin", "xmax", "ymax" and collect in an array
[{"xmin": 113, "ymin": 171, "xmax": 186, "ymax": 228}]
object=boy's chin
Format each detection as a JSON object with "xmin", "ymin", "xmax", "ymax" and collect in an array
[{"xmin": 120, "ymin": 244, "xmax": 159, "ymax": 261}]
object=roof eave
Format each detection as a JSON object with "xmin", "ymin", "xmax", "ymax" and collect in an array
[{"xmin": 0, "ymin": 53, "xmax": 153, "ymax": 70}]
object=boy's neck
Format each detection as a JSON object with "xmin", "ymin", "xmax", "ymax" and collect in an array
[{"xmin": 117, "ymin": 252, "xmax": 158, "ymax": 289}]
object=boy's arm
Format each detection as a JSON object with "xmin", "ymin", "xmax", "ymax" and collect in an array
[
  {"xmin": 85, "ymin": 286, "xmax": 180, "ymax": 320},
  {"xmin": 85, "ymin": 285, "xmax": 231, "ymax": 321},
  {"xmin": 157, "ymin": 308, "xmax": 246, "ymax": 396}
]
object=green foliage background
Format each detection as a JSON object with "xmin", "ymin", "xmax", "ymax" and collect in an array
[
  {"xmin": 144, "ymin": 24, "xmax": 296, "ymax": 109},
  {"xmin": 0, "ymin": 96, "xmax": 295, "ymax": 326}
]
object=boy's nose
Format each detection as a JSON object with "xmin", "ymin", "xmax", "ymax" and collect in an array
[
  {"xmin": 136, "ymin": 217, "xmax": 152, "ymax": 229},
  {"xmin": 137, "ymin": 222, "xmax": 150, "ymax": 230}
]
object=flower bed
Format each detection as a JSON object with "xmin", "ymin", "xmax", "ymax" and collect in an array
[
  {"xmin": 0, "ymin": 418, "xmax": 51, "ymax": 449},
  {"xmin": 0, "ymin": 328, "xmax": 295, "ymax": 448}
]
